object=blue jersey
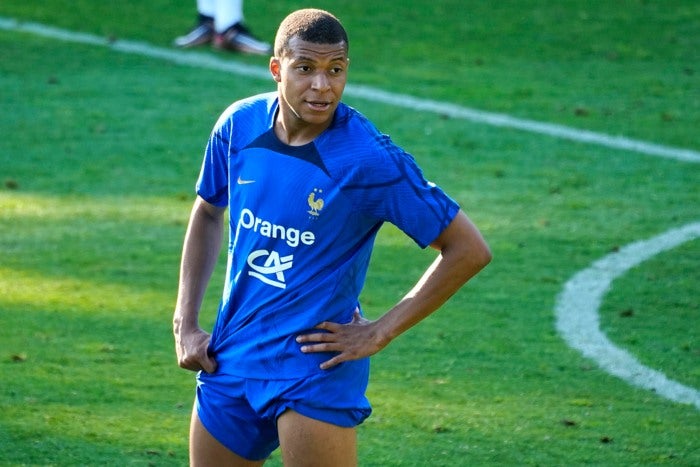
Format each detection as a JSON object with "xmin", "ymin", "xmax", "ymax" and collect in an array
[{"xmin": 196, "ymin": 92, "xmax": 459, "ymax": 379}]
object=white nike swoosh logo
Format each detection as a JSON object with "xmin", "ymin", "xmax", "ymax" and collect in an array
[{"xmin": 237, "ymin": 176, "xmax": 256, "ymax": 185}]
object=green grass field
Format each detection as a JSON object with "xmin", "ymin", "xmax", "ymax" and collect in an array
[{"xmin": 1, "ymin": 1, "xmax": 698, "ymax": 465}]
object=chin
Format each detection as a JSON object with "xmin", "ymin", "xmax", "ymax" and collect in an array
[{"xmin": 302, "ymin": 113, "xmax": 334, "ymax": 126}]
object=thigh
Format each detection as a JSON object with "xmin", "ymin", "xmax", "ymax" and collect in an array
[
  {"xmin": 196, "ymin": 374, "xmax": 281, "ymax": 461},
  {"xmin": 277, "ymin": 409, "xmax": 357, "ymax": 467},
  {"xmin": 189, "ymin": 406, "xmax": 266, "ymax": 467}
]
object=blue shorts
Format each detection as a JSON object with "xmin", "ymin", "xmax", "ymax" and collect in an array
[{"xmin": 195, "ymin": 359, "xmax": 372, "ymax": 461}]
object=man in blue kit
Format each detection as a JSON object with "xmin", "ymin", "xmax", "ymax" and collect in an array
[{"xmin": 173, "ymin": 8, "xmax": 492, "ymax": 466}]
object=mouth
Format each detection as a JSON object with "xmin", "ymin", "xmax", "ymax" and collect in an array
[{"xmin": 306, "ymin": 100, "xmax": 332, "ymax": 112}]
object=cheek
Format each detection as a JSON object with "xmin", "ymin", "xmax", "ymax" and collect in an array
[
  {"xmin": 332, "ymin": 80, "xmax": 347, "ymax": 95},
  {"xmin": 284, "ymin": 80, "xmax": 308, "ymax": 99}
]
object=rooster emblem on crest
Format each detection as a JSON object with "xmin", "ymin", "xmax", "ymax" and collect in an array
[{"xmin": 307, "ymin": 188, "xmax": 324, "ymax": 216}]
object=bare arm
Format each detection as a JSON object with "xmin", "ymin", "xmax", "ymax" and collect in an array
[
  {"xmin": 297, "ymin": 209, "xmax": 492, "ymax": 369},
  {"xmin": 173, "ymin": 196, "xmax": 226, "ymax": 373}
]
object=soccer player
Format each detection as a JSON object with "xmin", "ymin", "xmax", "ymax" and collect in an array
[{"xmin": 173, "ymin": 8, "xmax": 491, "ymax": 466}]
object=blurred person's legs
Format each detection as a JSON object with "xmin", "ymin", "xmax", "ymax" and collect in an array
[{"xmin": 175, "ymin": 0, "xmax": 271, "ymax": 55}]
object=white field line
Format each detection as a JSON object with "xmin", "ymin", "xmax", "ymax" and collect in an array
[
  {"xmin": 555, "ymin": 222, "xmax": 700, "ymax": 410},
  {"xmin": 1, "ymin": 16, "xmax": 700, "ymax": 164}
]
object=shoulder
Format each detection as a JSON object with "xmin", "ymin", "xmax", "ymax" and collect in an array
[
  {"xmin": 331, "ymin": 103, "xmax": 381, "ymax": 140},
  {"xmin": 318, "ymin": 104, "xmax": 420, "ymax": 186},
  {"xmin": 334, "ymin": 104, "xmax": 415, "ymax": 163},
  {"xmin": 209, "ymin": 93, "xmax": 277, "ymax": 148},
  {"xmin": 212, "ymin": 92, "xmax": 277, "ymax": 132},
  {"xmin": 322, "ymin": 103, "xmax": 402, "ymax": 161}
]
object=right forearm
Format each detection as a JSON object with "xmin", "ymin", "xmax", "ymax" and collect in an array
[{"xmin": 174, "ymin": 198, "xmax": 225, "ymax": 328}]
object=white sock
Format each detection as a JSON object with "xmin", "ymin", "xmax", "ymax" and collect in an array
[
  {"xmin": 214, "ymin": 0, "xmax": 244, "ymax": 33},
  {"xmin": 196, "ymin": 0, "xmax": 216, "ymax": 19}
]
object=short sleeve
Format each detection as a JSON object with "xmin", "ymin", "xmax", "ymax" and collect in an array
[
  {"xmin": 196, "ymin": 121, "xmax": 231, "ymax": 207},
  {"xmin": 344, "ymin": 134, "xmax": 460, "ymax": 248}
]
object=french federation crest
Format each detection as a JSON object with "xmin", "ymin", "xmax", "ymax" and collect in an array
[{"xmin": 307, "ymin": 188, "xmax": 324, "ymax": 217}]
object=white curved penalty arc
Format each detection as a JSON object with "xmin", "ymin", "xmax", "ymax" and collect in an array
[{"xmin": 555, "ymin": 222, "xmax": 700, "ymax": 410}]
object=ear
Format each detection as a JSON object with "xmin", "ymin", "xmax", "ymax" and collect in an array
[{"xmin": 269, "ymin": 57, "xmax": 282, "ymax": 83}]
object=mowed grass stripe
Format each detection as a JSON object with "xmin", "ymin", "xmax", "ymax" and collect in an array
[{"xmin": 1, "ymin": 15, "xmax": 699, "ymax": 164}]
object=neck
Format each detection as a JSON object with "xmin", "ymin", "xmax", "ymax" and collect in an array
[
  {"xmin": 273, "ymin": 97, "xmax": 337, "ymax": 146},
  {"xmin": 274, "ymin": 114, "xmax": 331, "ymax": 146}
]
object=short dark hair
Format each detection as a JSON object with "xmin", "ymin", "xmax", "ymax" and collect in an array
[{"xmin": 274, "ymin": 8, "xmax": 349, "ymax": 57}]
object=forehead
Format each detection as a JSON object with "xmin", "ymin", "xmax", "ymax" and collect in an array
[{"xmin": 283, "ymin": 36, "xmax": 348, "ymax": 61}]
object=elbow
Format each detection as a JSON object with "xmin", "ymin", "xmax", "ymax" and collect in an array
[
  {"xmin": 481, "ymin": 244, "xmax": 493, "ymax": 268},
  {"xmin": 472, "ymin": 241, "xmax": 492, "ymax": 271},
  {"xmin": 446, "ymin": 238, "xmax": 491, "ymax": 281},
  {"xmin": 461, "ymin": 232, "xmax": 492, "ymax": 274},
  {"xmin": 435, "ymin": 212, "xmax": 492, "ymax": 274}
]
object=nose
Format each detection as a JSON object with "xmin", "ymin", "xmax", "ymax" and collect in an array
[{"xmin": 311, "ymin": 71, "xmax": 330, "ymax": 91}]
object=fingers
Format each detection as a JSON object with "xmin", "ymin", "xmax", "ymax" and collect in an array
[
  {"xmin": 298, "ymin": 342, "xmax": 338, "ymax": 354},
  {"xmin": 314, "ymin": 321, "xmax": 341, "ymax": 332},
  {"xmin": 296, "ymin": 327, "xmax": 333, "ymax": 345},
  {"xmin": 178, "ymin": 353, "xmax": 218, "ymax": 373},
  {"xmin": 296, "ymin": 334, "xmax": 364, "ymax": 370},
  {"xmin": 295, "ymin": 314, "xmax": 375, "ymax": 370},
  {"xmin": 299, "ymin": 344, "xmax": 347, "ymax": 370},
  {"xmin": 296, "ymin": 331, "xmax": 339, "ymax": 353},
  {"xmin": 200, "ymin": 355, "xmax": 218, "ymax": 374},
  {"xmin": 319, "ymin": 355, "xmax": 343, "ymax": 370},
  {"xmin": 295, "ymin": 329, "xmax": 348, "ymax": 370},
  {"xmin": 175, "ymin": 330, "xmax": 217, "ymax": 373},
  {"xmin": 296, "ymin": 316, "xmax": 364, "ymax": 343}
]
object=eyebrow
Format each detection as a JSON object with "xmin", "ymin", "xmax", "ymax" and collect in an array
[
  {"xmin": 292, "ymin": 54, "xmax": 348, "ymax": 64},
  {"xmin": 292, "ymin": 46, "xmax": 347, "ymax": 58}
]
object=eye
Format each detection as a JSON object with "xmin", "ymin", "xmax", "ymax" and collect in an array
[{"xmin": 296, "ymin": 65, "xmax": 312, "ymax": 73}]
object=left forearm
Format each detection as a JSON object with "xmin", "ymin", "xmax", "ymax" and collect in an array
[{"xmin": 375, "ymin": 251, "xmax": 481, "ymax": 342}]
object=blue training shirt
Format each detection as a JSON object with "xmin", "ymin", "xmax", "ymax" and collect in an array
[{"xmin": 196, "ymin": 92, "xmax": 459, "ymax": 379}]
